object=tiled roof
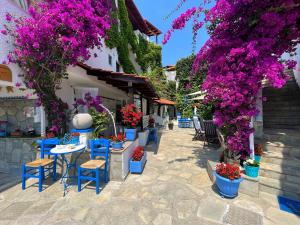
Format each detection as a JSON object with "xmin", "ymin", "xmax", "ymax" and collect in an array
[{"xmin": 155, "ymin": 99, "xmax": 175, "ymax": 105}]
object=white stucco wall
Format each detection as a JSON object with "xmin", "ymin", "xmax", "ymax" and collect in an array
[
  {"xmin": 165, "ymin": 70, "xmax": 176, "ymax": 82},
  {"xmin": 0, "ymin": 0, "xmax": 27, "ymax": 86},
  {"xmin": 294, "ymin": 44, "xmax": 300, "ymax": 87}
]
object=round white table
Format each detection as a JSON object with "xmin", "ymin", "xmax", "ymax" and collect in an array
[{"xmin": 51, "ymin": 144, "xmax": 86, "ymax": 196}]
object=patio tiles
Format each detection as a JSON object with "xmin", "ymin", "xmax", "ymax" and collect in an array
[{"xmin": 0, "ymin": 128, "xmax": 299, "ymax": 225}]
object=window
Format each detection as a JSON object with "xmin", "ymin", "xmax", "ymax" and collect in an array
[
  {"xmin": 108, "ymin": 55, "xmax": 112, "ymax": 66},
  {"xmin": 116, "ymin": 62, "xmax": 120, "ymax": 72}
]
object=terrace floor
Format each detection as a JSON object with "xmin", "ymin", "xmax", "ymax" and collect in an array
[{"xmin": 0, "ymin": 128, "xmax": 299, "ymax": 225}]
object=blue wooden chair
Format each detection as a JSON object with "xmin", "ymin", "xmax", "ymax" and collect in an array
[
  {"xmin": 78, "ymin": 138, "xmax": 110, "ymax": 194},
  {"xmin": 22, "ymin": 138, "xmax": 60, "ymax": 192}
]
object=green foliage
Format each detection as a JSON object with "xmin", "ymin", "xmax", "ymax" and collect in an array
[
  {"xmin": 175, "ymin": 55, "xmax": 211, "ymax": 118},
  {"xmin": 89, "ymin": 108, "xmax": 110, "ymax": 138},
  {"xmin": 105, "ymin": 0, "xmax": 162, "ymax": 74}
]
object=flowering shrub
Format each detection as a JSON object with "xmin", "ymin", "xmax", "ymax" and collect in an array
[
  {"xmin": 2, "ymin": 0, "xmax": 111, "ymax": 134},
  {"xmin": 132, "ymin": 146, "xmax": 144, "ymax": 161},
  {"xmin": 164, "ymin": 0, "xmax": 300, "ymax": 158},
  {"xmin": 216, "ymin": 163, "xmax": 241, "ymax": 180},
  {"xmin": 110, "ymin": 133, "xmax": 125, "ymax": 143},
  {"xmin": 74, "ymin": 92, "xmax": 104, "ymax": 113},
  {"xmin": 121, "ymin": 104, "xmax": 142, "ymax": 128}
]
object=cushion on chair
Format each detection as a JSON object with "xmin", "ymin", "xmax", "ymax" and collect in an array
[
  {"xmin": 80, "ymin": 160, "xmax": 105, "ymax": 169},
  {"xmin": 26, "ymin": 158, "xmax": 54, "ymax": 167}
]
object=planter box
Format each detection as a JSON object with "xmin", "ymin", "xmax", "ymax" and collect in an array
[
  {"xmin": 125, "ymin": 128, "xmax": 137, "ymax": 141},
  {"xmin": 130, "ymin": 151, "xmax": 147, "ymax": 174}
]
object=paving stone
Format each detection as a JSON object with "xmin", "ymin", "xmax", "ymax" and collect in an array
[
  {"xmin": 138, "ymin": 206, "xmax": 156, "ymax": 224},
  {"xmin": 265, "ymin": 207, "xmax": 300, "ymax": 225},
  {"xmin": 175, "ymin": 199, "xmax": 198, "ymax": 219},
  {"xmin": 153, "ymin": 213, "xmax": 172, "ymax": 225},
  {"xmin": 0, "ymin": 201, "xmax": 34, "ymax": 220},
  {"xmin": 224, "ymin": 205, "xmax": 263, "ymax": 225},
  {"xmin": 197, "ymin": 196, "xmax": 228, "ymax": 223}
]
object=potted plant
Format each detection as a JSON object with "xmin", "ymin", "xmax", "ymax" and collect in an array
[
  {"xmin": 244, "ymin": 159, "xmax": 260, "ymax": 178},
  {"xmin": 89, "ymin": 108, "xmax": 109, "ymax": 139},
  {"xmin": 254, "ymin": 143, "xmax": 263, "ymax": 162},
  {"xmin": 130, "ymin": 146, "xmax": 147, "ymax": 174},
  {"xmin": 214, "ymin": 163, "xmax": 243, "ymax": 198},
  {"xmin": 148, "ymin": 117, "xmax": 155, "ymax": 128},
  {"xmin": 121, "ymin": 104, "xmax": 142, "ymax": 141},
  {"xmin": 110, "ymin": 133, "xmax": 125, "ymax": 150},
  {"xmin": 168, "ymin": 120, "xmax": 174, "ymax": 130}
]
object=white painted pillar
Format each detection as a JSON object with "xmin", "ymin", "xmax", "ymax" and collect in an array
[
  {"xmin": 250, "ymin": 117, "xmax": 254, "ymax": 159},
  {"xmin": 40, "ymin": 106, "xmax": 46, "ymax": 137}
]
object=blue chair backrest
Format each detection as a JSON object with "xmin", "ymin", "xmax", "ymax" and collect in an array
[
  {"xmin": 40, "ymin": 138, "xmax": 60, "ymax": 158},
  {"xmin": 89, "ymin": 138, "xmax": 110, "ymax": 160}
]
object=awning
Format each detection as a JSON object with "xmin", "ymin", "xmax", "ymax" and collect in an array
[
  {"xmin": 78, "ymin": 63, "xmax": 158, "ymax": 99},
  {"xmin": 154, "ymin": 99, "xmax": 175, "ymax": 105},
  {"xmin": 187, "ymin": 90, "xmax": 206, "ymax": 96},
  {"xmin": 190, "ymin": 95, "xmax": 205, "ymax": 101}
]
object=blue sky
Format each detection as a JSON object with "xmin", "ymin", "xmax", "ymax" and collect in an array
[{"xmin": 135, "ymin": 0, "xmax": 211, "ymax": 66}]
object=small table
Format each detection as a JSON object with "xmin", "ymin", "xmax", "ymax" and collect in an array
[{"xmin": 51, "ymin": 144, "xmax": 86, "ymax": 196}]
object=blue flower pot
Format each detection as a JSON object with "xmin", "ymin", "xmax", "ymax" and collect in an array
[
  {"xmin": 130, "ymin": 152, "xmax": 147, "ymax": 174},
  {"xmin": 254, "ymin": 155, "xmax": 261, "ymax": 163},
  {"xmin": 214, "ymin": 172, "xmax": 243, "ymax": 198},
  {"xmin": 245, "ymin": 165, "xmax": 260, "ymax": 178},
  {"xmin": 111, "ymin": 142, "xmax": 123, "ymax": 149},
  {"xmin": 125, "ymin": 128, "xmax": 137, "ymax": 141}
]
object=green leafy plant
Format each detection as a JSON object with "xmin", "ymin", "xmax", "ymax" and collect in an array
[
  {"xmin": 89, "ymin": 108, "xmax": 110, "ymax": 138},
  {"xmin": 245, "ymin": 159, "xmax": 260, "ymax": 167}
]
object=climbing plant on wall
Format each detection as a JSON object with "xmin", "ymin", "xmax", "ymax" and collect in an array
[{"xmin": 106, "ymin": 0, "xmax": 162, "ymax": 74}]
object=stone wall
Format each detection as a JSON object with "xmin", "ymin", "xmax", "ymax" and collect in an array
[
  {"xmin": 0, "ymin": 99, "xmax": 41, "ymax": 134},
  {"xmin": 0, "ymin": 137, "xmax": 38, "ymax": 175}
]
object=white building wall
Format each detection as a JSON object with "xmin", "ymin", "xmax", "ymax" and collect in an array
[
  {"xmin": 165, "ymin": 70, "xmax": 176, "ymax": 82},
  {"xmin": 0, "ymin": 0, "xmax": 28, "ymax": 86}
]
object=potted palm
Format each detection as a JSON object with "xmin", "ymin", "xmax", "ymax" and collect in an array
[
  {"xmin": 130, "ymin": 146, "xmax": 147, "ymax": 174},
  {"xmin": 110, "ymin": 133, "xmax": 125, "ymax": 150},
  {"xmin": 121, "ymin": 104, "xmax": 142, "ymax": 141},
  {"xmin": 244, "ymin": 159, "xmax": 260, "ymax": 178},
  {"xmin": 214, "ymin": 163, "xmax": 243, "ymax": 198}
]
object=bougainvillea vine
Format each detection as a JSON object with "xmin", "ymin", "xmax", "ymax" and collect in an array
[
  {"xmin": 164, "ymin": 0, "xmax": 300, "ymax": 158},
  {"xmin": 2, "ymin": 0, "xmax": 111, "ymax": 134}
]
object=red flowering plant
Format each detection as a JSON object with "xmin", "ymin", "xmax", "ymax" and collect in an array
[
  {"xmin": 132, "ymin": 146, "xmax": 144, "ymax": 161},
  {"xmin": 121, "ymin": 104, "xmax": 142, "ymax": 128},
  {"xmin": 110, "ymin": 133, "xmax": 125, "ymax": 143},
  {"xmin": 216, "ymin": 163, "xmax": 241, "ymax": 180}
]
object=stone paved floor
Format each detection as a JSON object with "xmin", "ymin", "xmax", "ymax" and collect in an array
[{"xmin": 0, "ymin": 128, "xmax": 299, "ymax": 225}]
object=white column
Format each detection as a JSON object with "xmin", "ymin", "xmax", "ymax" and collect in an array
[
  {"xmin": 40, "ymin": 106, "xmax": 46, "ymax": 137},
  {"xmin": 250, "ymin": 117, "xmax": 254, "ymax": 159}
]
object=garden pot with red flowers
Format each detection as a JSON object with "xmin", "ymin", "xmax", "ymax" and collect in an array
[
  {"xmin": 130, "ymin": 146, "xmax": 147, "ymax": 174},
  {"xmin": 121, "ymin": 104, "xmax": 142, "ymax": 141},
  {"xmin": 214, "ymin": 163, "xmax": 243, "ymax": 198},
  {"xmin": 110, "ymin": 133, "xmax": 125, "ymax": 150}
]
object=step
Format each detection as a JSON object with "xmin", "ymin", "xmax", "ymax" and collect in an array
[
  {"xmin": 264, "ymin": 142, "xmax": 300, "ymax": 157},
  {"xmin": 263, "ymin": 101, "xmax": 300, "ymax": 107},
  {"xmin": 259, "ymin": 177, "xmax": 300, "ymax": 200},
  {"xmin": 263, "ymin": 129, "xmax": 300, "ymax": 144},
  {"xmin": 263, "ymin": 124, "xmax": 300, "ymax": 130},
  {"xmin": 261, "ymin": 151, "xmax": 300, "ymax": 167},
  {"xmin": 260, "ymin": 162, "xmax": 300, "ymax": 178}
]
